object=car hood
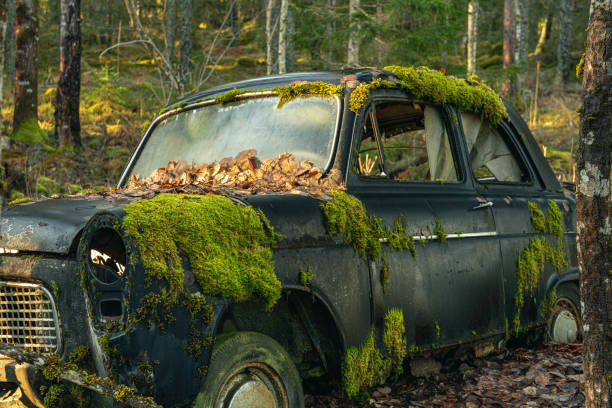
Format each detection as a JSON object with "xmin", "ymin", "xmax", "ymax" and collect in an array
[{"xmin": 0, "ymin": 197, "xmax": 128, "ymax": 254}]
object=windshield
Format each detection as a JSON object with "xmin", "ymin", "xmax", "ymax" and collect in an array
[{"xmin": 128, "ymin": 95, "xmax": 340, "ymax": 180}]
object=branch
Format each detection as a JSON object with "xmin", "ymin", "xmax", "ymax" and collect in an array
[
  {"xmin": 99, "ymin": 40, "xmax": 156, "ymax": 57},
  {"xmin": 0, "ymin": 343, "xmax": 161, "ymax": 408}
]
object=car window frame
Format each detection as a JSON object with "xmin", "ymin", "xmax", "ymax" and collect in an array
[
  {"xmin": 348, "ymin": 92, "xmax": 467, "ymax": 187},
  {"xmin": 458, "ymin": 111, "xmax": 537, "ymax": 189}
]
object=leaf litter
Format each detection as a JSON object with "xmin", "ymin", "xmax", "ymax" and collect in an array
[{"xmin": 305, "ymin": 343, "xmax": 584, "ymax": 408}]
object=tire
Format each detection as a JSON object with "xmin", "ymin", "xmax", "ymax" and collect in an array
[
  {"xmin": 548, "ymin": 283, "xmax": 582, "ymax": 343},
  {"xmin": 192, "ymin": 332, "xmax": 304, "ymax": 408}
]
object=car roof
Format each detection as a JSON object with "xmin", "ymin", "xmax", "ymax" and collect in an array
[{"xmin": 180, "ymin": 69, "xmax": 381, "ymax": 104}]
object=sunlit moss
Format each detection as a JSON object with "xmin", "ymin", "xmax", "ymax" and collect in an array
[
  {"xmin": 433, "ymin": 218, "xmax": 447, "ymax": 243},
  {"xmin": 8, "ymin": 197, "xmax": 31, "ymax": 205},
  {"xmin": 383, "ymin": 66, "xmax": 508, "ymax": 125},
  {"xmin": 274, "ymin": 81, "xmax": 343, "ymax": 108},
  {"xmin": 576, "ymin": 53, "xmax": 585, "ymax": 79},
  {"xmin": 349, "ymin": 79, "xmax": 397, "ymax": 113},
  {"xmin": 383, "ymin": 308, "xmax": 407, "ymax": 379},
  {"xmin": 300, "ymin": 266, "xmax": 314, "ymax": 288},
  {"xmin": 539, "ymin": 288, "xmax": 557, "ymax": 321},
  {"xmin": 528, "ymin": 201, "xmax": 546, "ymax": 234},
  {"xmin": 342, "ymin": 329, "xmax": 387, "ymax": 402},
  {"xmin": 121, "ymin": 194, "xmax": 281, "ymax": 333}
]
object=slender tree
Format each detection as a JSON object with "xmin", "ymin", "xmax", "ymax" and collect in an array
[
  {"xmin": 347, "ymin": 0, "xmax": 359, "ymax": 66},
  {"xmin": 178, "ymin": 0, "xmax": 191, "ymax": 88},
  {"xmin": 166, "ymin": 0, "xmax": 176, "ymax": 65},
  {"xmin": 326, "ymin": 0, "xmax": 336, "ymax": 64},
  {"xmin": 55, "ymin": 0, "xmax": 81, "ymax": 147},
  {"xmin": 515, "ymin": 0, "xmax": 528, "ymax": 63},
  {"xmin": 556, "ymin": 0, "xmax": 575, "ymax": 85},
  {"xmin": 265, "ymin": 0, "xmax": 278, "ymax": 74},
  {"xmin": 501, "ymin": 0, "xmax": 516, "ymax": 98},
  {"xmin": 277, "ymin": 0, "xmax": 288, "ymax": 73},
  {"xmin": 467, "ymin": 1, "xmax": 478, "ymax": 75},
  {"xmin": 0, "ymin": 0, "xmax": 7, "ymax": 210},
  {"xmin": 4, "ymin": 0, "xmax": 14, "ymax": 89},
  {"xmin": 577, "ymin": 4, "xmax": 612, "ymax": 408},
  {"xmin": 230, "ymin": 0, "xmax": 239, "ymax": 46},
  {"xmin": 13, "ymin": 0, "xmax": 39, "ymax": 138}
]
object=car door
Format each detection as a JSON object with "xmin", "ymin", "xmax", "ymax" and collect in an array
[
  {"xmin": 346, "ymin": 90, "xmax": 505, "ymax": 349},
  {"xmin": 458, "ymin": 111, "xmax": 573, "ymax": 335}
]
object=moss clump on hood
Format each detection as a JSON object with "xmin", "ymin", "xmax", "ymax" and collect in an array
[
  {"xmin": 121, "ymin": 193, "xmax": 282, "ymax": 328},
  {"xmin": 274, "ymin": 81, "xmax": 344, "ymax": 108},
  {"xmin": 379, "ymin": 66, "xmax": 508, "ymax": 125}
]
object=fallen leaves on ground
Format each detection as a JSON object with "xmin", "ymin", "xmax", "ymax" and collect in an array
[{"xmin": 306, "ymin": 343, "xmax": 584, "ymax": 408}]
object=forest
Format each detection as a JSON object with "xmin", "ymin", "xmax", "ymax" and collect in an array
[
  {"xmin": 0, "ymin": 1, "xmax": 610, "ymax": 408},
  {"xmin": 0, "ymin": 0, "xmax": 590, "ymax": 203}
]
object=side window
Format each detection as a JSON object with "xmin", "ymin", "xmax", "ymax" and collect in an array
[
  {"xmin": 356, "ymin": 102, "xmax": 459, "ymax": 182},
  {"xmin": 461, "ymin": 112, "xmax": 528, "ymax": 183}
]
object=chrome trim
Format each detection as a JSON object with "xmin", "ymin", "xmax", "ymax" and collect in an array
[
  {"xmin": 0, "ymin": 281, "xmax": 61, "ymax": 354},
  {"xmin": 379, "ymin": 231, "xmax": 498, "ymax": 243},
  {"xmin": 118, "ymin": 92, "xmax": 343, "ymax": 186}
]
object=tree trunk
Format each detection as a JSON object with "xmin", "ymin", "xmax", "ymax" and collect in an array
[
  {"xmin": 166, "ymin": 0, "xmax": 176, "ymax": 65},
  {"xmin": 347, "ymin": 0, "xmax": 359, "ymax": 67},
  {"xmin": 467, "ymin": 1, "xmax": 478, "ymax": 75},
  {"xmin": 0, "ymin": 0, "xmax": 7, "ymax": 210},
  {"xmin": 13, "ymin": 0, "xmax": 38, "ymax": 137},
  {"xmin": 277, "ymin": 0, "xmax": 288, "ymax": 73},
  {"xmin": 54, "ymin": 0, "xmax": 81, "ymax": 147},
  {"xmin": 577, "ymin": 5, "xmax": 612, "ymax": 408},
  {"xmin": 515, "ymin": 0, "xmax": 528, "ymax": 63},
  {"xmin": 265, "ymin": 0, "xmax": 278, "ymax": 75},
  {"xmin": 286, "ymin": 7, "xmax": 294, "ymax": 72},
  {"xmin": 325, "ymin": 0, "xmax": 335, "ymax": 64},
  {"xmin": 534, "ymin": 15, "xmax": 549, "ymax": 56},
  {"xmin": 179, "ymin": 0, "xmax": 192, "ymax": 89},
  {"xmin": 501, "ymin": 0, "xmax": 516, "ymax": 98},
  {"xmin": 556, "ymin": 0, "xmax": 575, "ymax": 86},
  {"xmin": 230, "ymin": 0, "xmax": 240, "ymax": 46},
  {"xmin": 375, "ymin": 0, "xmax": 383, "ymax": 67},
  {"xmin": 4, "ymin": 0, "xmax": 14, "ymax": 89}
]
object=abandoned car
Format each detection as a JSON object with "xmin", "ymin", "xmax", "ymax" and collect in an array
[{"xmin": 0, "ymin": 66, "xmax": 580, "ymax": 407}]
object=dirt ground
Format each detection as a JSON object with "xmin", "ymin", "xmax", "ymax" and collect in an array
[{"xmin": 305, "ymin": 343, "xmax": 584, "ymax": 408}]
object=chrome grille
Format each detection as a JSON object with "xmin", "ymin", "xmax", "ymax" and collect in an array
[{"xmin": 0, "ymin": 282, "xmax": 60, "ymax": 354}]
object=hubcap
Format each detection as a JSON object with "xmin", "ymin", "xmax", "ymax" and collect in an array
[
  {"xmin": 216, "ymin": 363, "xmax": 288, "ymax": 408},
  {"xmin": 551, "ymin": 298, "xmax": 581, "ymax": 343}
]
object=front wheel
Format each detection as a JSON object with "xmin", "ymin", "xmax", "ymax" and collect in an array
[
  {"xmin": 193, "ymin": 332, "xmax": 304, "ymax": 408},
  {"xmin": 548, "ymin": 283, "xmax": 582, "ymax": 343}
]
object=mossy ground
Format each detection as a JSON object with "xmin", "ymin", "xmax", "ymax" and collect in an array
[
  {"xmin": 514, "ymin": 200, "xmax": 567, "ymax": 333},
  {"xmin": 121, "ymin": 193, "xmax": 281, "ymax": 334}
]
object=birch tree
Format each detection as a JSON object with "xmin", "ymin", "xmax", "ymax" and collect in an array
[
  {"xmin": 515, "ymin": 0, "xmax": 528, "ymax": 63},
  {"xmin": 467, "ymin": 1, "xmax": 478, "ymax": 75},
  {"xmin": 556, "ymin": 0, "xmax": 575, "ymax": 85},
  {"xmin": 277, "ymin": 0, "xmax": 288, "ymax": 73},
  {"xmin": 347, "ymin": 0, "xmax": 359, "ymax": 66},
  {"xmin": 13, "ymin": 0, "xmax": 39, "ymax": 138},
  {"xmin": 577, "ymin": 3, "xmax": 612, "ymax": 407},
  {"xmin": 55, "ymin": 0, "xmax": 81, "ymax": 147},
  {"xmin": 0, "ymin": 0, "xmax": 6, "ymax": 210},
  {"xmin": 265, "ymin": 0, "xmax": 279, "ymax": 74}
]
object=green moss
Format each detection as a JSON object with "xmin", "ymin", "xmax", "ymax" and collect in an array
[
  {"xmin": 349, "ymin": 79, "xmax": 397, "ymax": 113},
  {"xmin": 8, "ymin": 197, "xmax": 31, "ymax": 205},
  {"xmin": 11, "ymin": 117, "xmax": 49, "ymax": 145},
  {"xmin": 342, "ymin": 329, "xmax": 387, "ymax": 402},
  {"xmin": 434, "ymin": 321, "xmax": 440, "ymax": 339},
  {"xmin": 388, "ymin": 214, "xmax": 416, "ymax": 258},
  {"xmin": 36, "ymin": 176, "xmax": 61, "ymax": 197},
  {"xmin": 122, "ymin": 194, "xmax": 281, "ymax": 332},
  {"xmin": 528, "ymin": 201, "xmax": 546, "ymax": 234},
  {"xmin": 183, "ymin": 292, "xmax": 214, "ymax": 357},
  {"xmin": 214, "ymin": 88, "xmax": 254, "ymax": 105},
  {"xmin": 43, "ymin": 384, "xmax": 65, "ymax": 408},
  {"xmin": 433, "ymin": 218, "xmax": 447, "ymax": 243},
  {"xmin": 539, "ymin": 288, "xmax": 557, "ymax": 321},
  {"xmin": 321, "ymin": 190, "xmax": 382, "ymax": 259},
  {"xmin": 383, "ymin": 308, "xmax": 407, "ymax": 379},
  {"xmin": 68, "ymin": 346, "xmax": 89, "ymax": 364},
  {"xmin": 576, "ymin": 53, "xmax": 585, "ymax": 79},
  {"xmin": 300, "ymin": 266, "xmax": 314, "ymax": 288},
  {"xmin": 50, "ymin": 280, "xmax": 60, "ymax": 300},
  {"xmin": 158, "ymin": 107, "xmax": 169, "ymax": 115},
  {"xmin": 273, "ymin": 81, "xmax": 343, "ymax": 108},
  {"xmin": 514, "ymin": 201, "xmax": 567, "ymax": 332},
  {"xmin": 383, "ymin": 66, "xmax": 508, "ymax": 125},
  {"xmin": 380, "ymin": 251, "xmax": 389, "ymax": 293}
]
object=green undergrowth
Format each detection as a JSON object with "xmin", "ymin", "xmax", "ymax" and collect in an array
[
  {"xmin": 300, "ymin": 266, "xmax": 314, "ymax": 288},
  {"xmin": 514, "ymin": 200, "xmax": 567, "ymax": 333},
  {"xmin": 343, "ymin": 308, "xmax": 406, "ymax": 401},
  {"xmin": 121, "ymin": 193, "xmax": 282, "ymax": 334},
  {"xmin": 367, "ymin": 66, "xmax": 508, "ymax": 125},
  {"xmin": 11, "ymin": 117, "xmax": 49, "ymax": 145}
]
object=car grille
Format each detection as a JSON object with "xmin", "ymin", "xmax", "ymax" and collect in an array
[{"xmin": 0, "ymin": 282, "xmax": 60, "ymax": 354}]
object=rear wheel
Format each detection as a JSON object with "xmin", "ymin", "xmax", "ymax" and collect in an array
[
  {"xmin": 193, "ymin": 332, "xmax": 304, "ymax": 408},
  {"xmin": 548, "ymin": 283, "xmax": 582, "ymax": 343}
]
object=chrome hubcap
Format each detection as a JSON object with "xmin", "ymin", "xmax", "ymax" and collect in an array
[
  {"xmin": 216, "ymin": 363, "xmax": 287, "ymax": 408},
  {"xmin": 552, "ymin": 310, "xmax": 578, "ymax": 343}
]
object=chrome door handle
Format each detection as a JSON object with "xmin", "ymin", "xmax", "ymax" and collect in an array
[{"xmin": 472, "ymin": 201, "xmax": 494, "ymax": 210}]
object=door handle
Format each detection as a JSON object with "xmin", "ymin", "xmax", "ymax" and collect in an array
[{"xmin": 472, "ymin": 201, "xmax": 494, "ymax": 210}]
